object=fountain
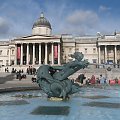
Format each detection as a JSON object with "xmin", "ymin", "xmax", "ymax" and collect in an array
[
  {"xmin": 0, "ymin": 52, "xmax": 120, "ymax": 120},
  {"xmin": 36, "ymin": 52, "xmax": 89, "ymax": 100},
  {"xmin": 0, "ymin": 86, "xmax": 120, "ymax": 120}
]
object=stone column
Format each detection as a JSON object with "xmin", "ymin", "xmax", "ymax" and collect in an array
[
  {"xmin": 51, "ymin": 43, "xmax": 54, "ymax": 65},
  {"xmin": 33, "ymin": 43, "xmax": 35, "ymax": 65},
  {"xmin": 26, "ymin": 43, "xmax": 29, "ymax": 65},
  {"xmin": 45, "ymin": 43, "xmax": 48, "ymax": 64},
  {"xmin": 58, "ymin": 43, "xmax": 60, "ymax": 65},
  {"xmin": 39, "ymin": 43, "xmax": 41, "ymax": 64},
  {"xmin": 8, "ymin": 48, "xmax": 11, "ymax": 65},
  {"xmin": 105, "ymin": 45, "xmax": 107, "ymax": 64},
  {"xmin": 114, "ymin": 45, "xmax": 117, "ymax": 64},
  {"xmin": 14, "ymin": 44, "xmax": 17, "ymax": 65},
  {"xmin": 98, "ymin": 46, "xmax": 101, "ymax": 65},
  {"xmin": 20, "ymin": 44, "xmax": 23, "ymax": 65}
]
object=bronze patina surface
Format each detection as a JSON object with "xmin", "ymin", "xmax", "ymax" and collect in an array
[{"xmin": 37, "ymin": 52, "xmax": 89, "ymax": 99}]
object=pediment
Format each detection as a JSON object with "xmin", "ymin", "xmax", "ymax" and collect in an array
[
  {"xmin": 15, "ymin": 35, "xmax": 60, "ymax": 40},
  {"xmin": 13, "ymin": 34, "xmax": 61, "ymax": 44}
]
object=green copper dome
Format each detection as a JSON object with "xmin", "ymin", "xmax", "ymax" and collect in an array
[{"xmin": 33, "ymin": 13, "xmax": 51, "ymax": 29}]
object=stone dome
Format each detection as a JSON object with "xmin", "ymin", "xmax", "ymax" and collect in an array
[{"xmin": 33, "ymin": 13, "xmax": 51, "ymax": 29}]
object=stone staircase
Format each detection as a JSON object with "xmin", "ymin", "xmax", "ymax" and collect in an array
[
  {"xmin": 69, "ymin": 68, "xmax": 120, "ymax": 80},
  {"xmin": 1, "ymin": 65, "xmax": 120, "ymax": 80}
]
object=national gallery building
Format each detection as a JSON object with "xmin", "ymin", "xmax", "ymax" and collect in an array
[{"xmin": 0, "ymin": 13, "xmax": 120, "ymax": 68}]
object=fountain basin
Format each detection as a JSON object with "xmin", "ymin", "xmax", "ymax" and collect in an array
[{"xmin": 0, "ymin": 86, "xmax": 120, "ymax": 120}]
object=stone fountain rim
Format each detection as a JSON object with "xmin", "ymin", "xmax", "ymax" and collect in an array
[{"xmin": 0, "ymin": 86, "xmax": 40, "ymax": 94}]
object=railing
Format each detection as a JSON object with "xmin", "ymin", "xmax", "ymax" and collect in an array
[{"xmin": 87, "ymin": 64, "xmax": 120, "ymax": 69}]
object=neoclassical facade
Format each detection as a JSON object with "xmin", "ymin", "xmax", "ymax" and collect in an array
[
  {"xmin": 97, "ymin": 34, "xmax": 120, "ymax": 65},
  {"xmin": 0, "ymin": 13, "xmax": 61, "ymax": 66},
  {"xmin": 13, "ymin": 35, "xmax": 61, "ymax": 66},
  {"xmin": 62, "ymin": 34, "xmax": 120, "ymax": 65},
  {"xmin": 0, "ymin": 13, "xmax": 120, "ymax": 67}
]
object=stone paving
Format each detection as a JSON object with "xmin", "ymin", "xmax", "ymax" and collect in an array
[{"xmin": 0, "ymin": 72, "xmax": 39, "ymax": 92}]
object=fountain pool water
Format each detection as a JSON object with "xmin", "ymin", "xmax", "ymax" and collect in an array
[{"xmin": 0, "ymin": 86, "xmax": 120, "ymax": 120}]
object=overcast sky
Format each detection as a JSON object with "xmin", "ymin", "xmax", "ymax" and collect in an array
[{"xmin": 0, "ymin": 0, "xmax": 120, "ymax": 39}]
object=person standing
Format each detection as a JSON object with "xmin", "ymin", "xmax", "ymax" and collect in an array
[
  {"xmin": 100, "ymin": 74, "xmax": 106, "ymax": 84},
  {"xmin": 18, "ymin": 72, "xmax": 21, "ymax": 81},
  {"xmin": 90, "ymin": 75, "xmax": 96, "ymax": 84},
  {"xmin": 77, "ymin": 74, "xmax": 86, "ymax": 84}
]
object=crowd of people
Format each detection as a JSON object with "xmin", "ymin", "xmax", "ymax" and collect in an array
[
  {"xmin": 4, "ymin": 66, "xmax": 37, "ymax": 81},
  {"xmin": 26, "ymin": 66, "xmax": 36, "ymax": 75},
  {"xmin": 74, "ymin": 74, "xmax": 108, "ymax": 85},
  {"xmin": 5, "ymin": 67, "xmax": 9, "ymax": 73},
  {"xmin": 4, "ymin": 66, "xmax": 120, "ymax": 85},
  {"xmin": 86, "ymin": 74, "xmax": 107, "ymax": 85},
  {"xmin": 74, "ymin": 73, "xmax": 120, "ymax": 86}
]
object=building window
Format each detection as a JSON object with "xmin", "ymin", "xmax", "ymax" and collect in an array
[
  {"xmin": 11, "ymin": 60, "xmax": 14, "ymax": 65},
  {"xmin": 93, "ymin": 48, "xmax": 96, "ymax": 53},
  {"xmin": 7, "ymin": 50, "xmax": 9, "ymax": 55},
  {"xmin": 108, "ymin": 50, "xmax": 113, "ymax": 53},
  {"xmin": 0, "ymin": 50, "xmax": 2, "ymax": 55},
  {"xmin": 101, "ymin": 59, "xmax": 104, "ymax": 64},
  {"xmin": 12, "ymin": 50, "xmax": 14, "ymax": 55},
  {"xmin": 6, "ymin": 60, "xmax": 9, "ymax": 66},
  {"xmin": 107, "ymin": 60, "xmax": 113, "ymax": 64},
  {"xmin": 46, "ymin": 28, "xmax": 48, "ymax": 35},
  {"xmin": 69, "ymin": 48, "xmax": 72, "ymax": 52},
  {"xmin": 75, "ymin": 48, "xmax": 79, "ymax": 52},
  {"xmin": 0, "ymin": 60, "xmax": 3, "ymax": 65},
  {"xmin": 85, "ymin": 48, "xmax": 87, "ymax": 53},
  {"xmin": 92, "ymin": 59, "xmax": 97, "ymax": 63},
  {"xmin": 101, "ymin": 50, "xmax": 104, "ymax": 54}
]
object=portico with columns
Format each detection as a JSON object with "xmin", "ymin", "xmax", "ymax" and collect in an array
[
  {"xmin": 12, "ymin": 12, "xmax": 61, "ymax": 66},
  {"xmin": 2, "ymin": 12, "xmax": 120, "ymax": 73},
  {"xmin": 13, "ymin": 37, "xmax": 61, "ymax": 66},
  {"xmin": 97, "ymin": 41, "xmax": 120, "ymax": 65}
]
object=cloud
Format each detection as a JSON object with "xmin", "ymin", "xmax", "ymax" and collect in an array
[
  {"xmin": 67, "ymin": 10, "xmax": 99, "ymax": 27},
  {"xmin": 0, "ymin": 0, "xmax": 117, "ymax": 38},
  {"xmin": 99, "ymin": 5, "xmax": 111, "ymax": 12},
  {"xmin": 42, "ymin": 1, "xmax": 68, "ymax": 35},
  {"xmin": 0, "ymin": 0, "xmax": 42, "ymax": 38},
  {"xmin": 65, "ymin": 10, "xmax": 99, "ymax": 35},
  {"xmin": 0, "ymin": 17, "xmax": 10, "ymax": 35}
]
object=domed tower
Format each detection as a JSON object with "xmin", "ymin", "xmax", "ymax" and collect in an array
[{"xmin": 32, "ymin": 12, "xmax": 52, "ymax": 35}]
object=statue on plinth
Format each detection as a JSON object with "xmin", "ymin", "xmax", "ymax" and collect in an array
[{"xmin": 37, "ymin": 52, "xmax": 89, "ymax": 99}]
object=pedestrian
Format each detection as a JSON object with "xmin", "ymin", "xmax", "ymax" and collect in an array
[
  {"xmin": 7, "ymin": 67, "xmax": 9, "ymax": 72},
  {"xmin": 100, "ymin": 74, "xmax": 106, "ymax": 84},
  {"xmin": 30, "ymin": 67, "xmax": 32, "ymax": 75},
  {"xmin": 77, "ymin": 74, "xmax": 86, "ymax": 84},
  {"xmin": 5, "ymin": 68, "xmax": 6, "ymax": 72},
  {"xmin": 90, "ymin": 75, "xmax": 96, "ymax": 84},
  {"xmin": 114, "ymin": 77, "xmax": 118, "ymax": 84},
  {"xmin": 86, "ymin": 78, "xmax": 90, "ymax": 85},
  {"xmin": 96, "ymin": 77, "xmax": 100, "ymax": 84},
  {"xmin": 18, "ymin": 72, "xmax": 21, "ymax": 81}
]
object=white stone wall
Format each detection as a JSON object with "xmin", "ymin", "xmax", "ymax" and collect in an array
[
  {"xmin": 62, "ymin": 35, "xmax": 98, "ymax": 64},
  {"xmin": 63, "ymin": 47, "xmax": 75, "ymax": 62},
  {"xmin": 76, "ymin": 43, "xmax": 98, "ymax": 63},
  {"xmin": 0, "ymin": 45, "xmax": 9, "ymax": 66},
  {"xmin": 62, "ymin": 42, "xmax": 75, "ymax": 63},
  {"xmin": 0, "ymin": 33, "xmax": 120, "ymax": 68}
]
